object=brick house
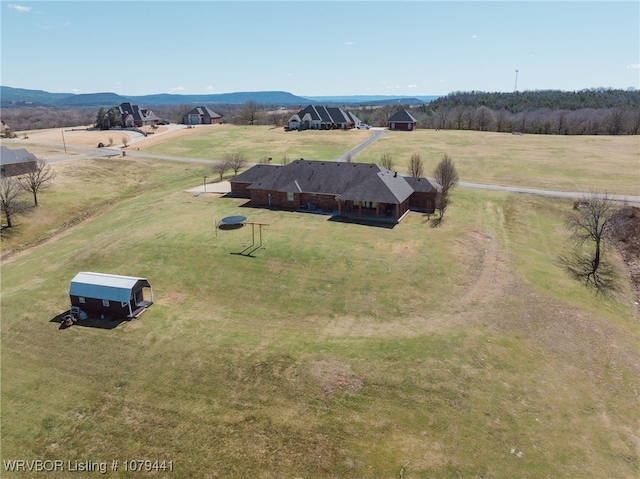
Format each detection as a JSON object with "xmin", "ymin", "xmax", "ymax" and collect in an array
[
  {"xmin": 388, "ymin": 109, "xmax": 418, "ymax": 131},
  {"xmin": 286, "ymin": 105, "xmax": 361, "ymax": 131},
  {"xmin": 182, "ymin": 107, "xmax": 222, "ymax": 125},
  {"xmin": 229, "ymin": 159, "xmax": 438, "ymax": 223},
  {"xmin": 118, "ymin": 102, "xmax": 160, "ymax": 127}
]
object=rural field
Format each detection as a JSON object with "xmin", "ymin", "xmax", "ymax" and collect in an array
[{"xmin": 1, "ymin": 126, "xmax": 639, "ymax": 478}]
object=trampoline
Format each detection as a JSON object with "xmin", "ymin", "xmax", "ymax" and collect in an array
[{"xmin": 219, "ymin": 215, "xmax": 247, "ymax": 225}]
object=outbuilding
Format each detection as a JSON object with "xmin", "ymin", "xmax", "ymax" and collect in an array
[
  {"xmin": 69, "ymin": 272, "xmax": 153, "ymax": 319},
  {"xmin": 0, "ymin": 146, "xmax": 37, "ymax": 178},
  {"xmin": 388, "ymin": 109, "xmax": 418, "ymax": 131}
]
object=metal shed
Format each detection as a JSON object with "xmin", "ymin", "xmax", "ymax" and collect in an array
[{"xmin": 69, "ymin": 272, "xmax": 153, "ymax": 318}]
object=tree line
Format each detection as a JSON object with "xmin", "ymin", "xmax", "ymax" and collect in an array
[{"xmin": 2, "ymin": 89, "xmax": 638, "ymax": 134}]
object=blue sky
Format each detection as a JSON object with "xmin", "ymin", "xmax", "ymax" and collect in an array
[{"xmin": 1, "ymin": 0, "xmax": 638, "ymax": 97}]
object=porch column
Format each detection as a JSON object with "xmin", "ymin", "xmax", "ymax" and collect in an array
[{"xmin": 395, "ymin": 203, "xmax": 400, "ymax": 219}]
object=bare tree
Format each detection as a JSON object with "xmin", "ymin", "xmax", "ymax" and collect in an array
[
  {"xmin": 0, "ymin": 176, "xmax": 27, "ymax": 228},
  {"xmin": 434, "ymin": 107, "xmax": 449, "ymax": 130},
  {"xmin": 281, "ymin": 155, "xmax": 290, "ymax": 165},
  {"xmin": 560, "ymin": 192, "xmax": 616, "ymax": 292},
  {"xmin": 604, "ymin": 107, "xmax": 627, "ymax": 135},
  {"xmin": 122, "ymin": 136, "xmax": 129, "ymax": 148},
  {"xmin": 17, "ymin": 158, "xmax": 56, "ymax": 206},
  {"xmin": 240, "ymin": 100, "xmax": 263, "ymax": 125},
  {"xmin": 224, "ymin": 152, "xmax": 247, "ymax": 175},
  {"xmin": 475, "ymin": 106, "xmax": 494, "ymax": 131},
  {"xmin": 211, "ymin": 160, "xmax": 230, "ymax": 181},
  {"xmin": 432, "ymin": 154, "xmax": 459, "ymax": 225},
  {"xmin": 433, "ymin": 154, "xmax": 459, "ymax": 199},
  {"xmin": 408, "ymin": 153, "xmax": 423, "ymax": 178},
  {"xmin": 452, "ymin": 106, "xmax": 465, "ymax": 130},
  {"xmin": 380, "ymin": 154, "xmax": 395, "ymax": 171}
]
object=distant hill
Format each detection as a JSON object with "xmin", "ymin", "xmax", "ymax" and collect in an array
[
  {"xmin": 0, "ymin": 86, "xmax": 435, "ymax": 108},
  {"xmin": 304, "ymin": 95, "xmax": 439, "ymax": 105},
  {"xmin": 0, "ymin": 86, "xmax": 315, "ymax": 107},
  {"xmin": 55, "ymin": 92, "xmax": 130, "ymax": 107},
  {"xmin": 0, "ymin": 86, "xmax": 76, "ymax": 106}
]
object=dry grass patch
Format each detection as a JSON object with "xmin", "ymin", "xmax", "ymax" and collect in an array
[{"xmin": 359, "ymin": 129, "xmax": 640, "ymax": 195}]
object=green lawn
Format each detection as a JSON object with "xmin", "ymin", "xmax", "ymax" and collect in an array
[{"xmin": 1, "ymin": 151, "xmax": 638, "ymax": 477}]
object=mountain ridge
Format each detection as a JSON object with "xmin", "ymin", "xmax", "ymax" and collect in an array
[{"xmin": 1, "ymin": 86, "xmax": 435, "ymax": 107}]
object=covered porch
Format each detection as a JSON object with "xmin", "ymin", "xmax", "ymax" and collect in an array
[{"xmin": 337, "ymin": 199, "xmax": 410, "ymax": 223}]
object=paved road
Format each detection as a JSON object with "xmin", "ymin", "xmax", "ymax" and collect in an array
[{"xmin": 335, "ymin": 127, "xmax": 386, "ymax": 162}]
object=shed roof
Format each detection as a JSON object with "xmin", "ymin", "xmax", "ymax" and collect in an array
[
  {"xmin": 69, "ymin": 272, "xmax": 151, "ymax": 303},
  {"xmin": 0, "ymin": 146, "xmax": 37, "ymax": 166}
]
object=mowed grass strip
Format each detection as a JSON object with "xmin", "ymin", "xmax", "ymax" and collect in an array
[{"xmin": 1, "ymin": 159, "xmax": 638, "ymax": 478}]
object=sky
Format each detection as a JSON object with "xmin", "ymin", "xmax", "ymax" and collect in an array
[{"xmin": 1, "ymin": 0, "xmax": 638, "ymax": 97}]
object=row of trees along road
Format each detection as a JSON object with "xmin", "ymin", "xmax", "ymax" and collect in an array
[{"xmin": 0, "ymin": 158, "xmax": 55, "ymax": 228}]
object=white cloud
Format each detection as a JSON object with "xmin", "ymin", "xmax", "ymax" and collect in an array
[
  {"xmin": 8, "ymin": 4, "xmax": 31, "ymax": 13},
  {"xmin": 205, "ymin": 85, "xmax": 215, "ymax": 91},
  {"xmin": 169, "ymin": 86, "xmax": 186, "ymax": 92},
  {"xmin": 344, "ymin": 41, "xmax": 355, "ymax": 46},
  {"xmin": 72, "ymin": 89, "xmax": 80, "ymax": 94},
  {"xmin": 407, "ymin": 84, "xmax": 418, "ymax": 89},
  {"xmin": 472, "ymin": 34, "xmax": 478, "ymax": 39},
  {"xmin": 627, "ymin": 64, "xmax": 640, "ymax": 69}
]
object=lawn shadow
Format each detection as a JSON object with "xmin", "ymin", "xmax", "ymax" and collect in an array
[
  {"xmin": 218, "ymin": 223, "xmax": 245, "ymax": 231},
  {"xmin": 327, "ymin": 215, "xmax": 397, "ymax": 229},
  {"xmin": 50, "ymin": 311, "xmax": 128, "ymax": 330}
]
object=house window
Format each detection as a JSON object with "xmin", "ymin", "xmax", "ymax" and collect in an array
[
  {"xmin": 79, "ymin": 297, "xmax": 85, "ymax": 304},
  {"xmin": 102, "ymin": 299, "xmax": 110, "ymax": 307},
  {"xmin": 287, "ymin": 192, "xmax": 294, "ymax": 202}
]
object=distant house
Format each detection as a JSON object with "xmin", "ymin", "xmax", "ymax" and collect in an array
[
  {"xmin": 286, "ymin": 105, "xmax": 361, "ymax": 131},
  {"xmin": 388, "ymin": 109, "xmax": 418, "ymax": 131},
  {"xmin": 69, "ymin": 272, "xmax": 154, "ymax": 319},
  {"xmin": 117, "ymin": 102, "xmax": 160, "ymax": 127},
  {"xmin": 182, "ymin": 107, "xmax": 222, "ymax": 125},
  {"xmin": 0, "ymin": 146, "xmax": 37, "ymax": 178},
  {"xmin": 229, "ymin": 159, "xmax": 438, "ymax": 223}
]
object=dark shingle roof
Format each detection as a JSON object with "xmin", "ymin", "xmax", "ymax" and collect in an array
[
  {"xmin": 388, "ymin": 109, "xmax": 417, "ymax": 123},
  {"xmin": 241, "ymin": 160, "xmax": 415, "ymax": 204},
  {"xmin": 187, "ymin": 107, "xmax": 221, "ymax": 119},
  {"xmin": 403, "ymin": 176, "xmax": 440, "ymax": 193},
  {"xmin": 0, "ymin": 146, "xmax": 37, "ymax": 165},
  {"xmin": 230, "ymin": 164, "xmax": 282, "ymax": 184},
  {"xmin": 292, "ymin": 105, "xmax": 359, "ymax": 125}
]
